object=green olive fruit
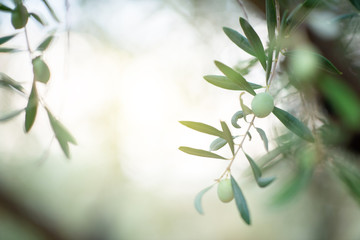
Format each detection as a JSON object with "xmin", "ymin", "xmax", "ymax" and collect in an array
[
  {"xmin": 217, "ymin": 178, "xmax": 234, "ymax": 203},
  {"xmin": 251, "ymin": 92, "xmax": 274, "ymax": 118}
]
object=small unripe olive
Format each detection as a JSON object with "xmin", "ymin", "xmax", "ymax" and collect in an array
[
  {"xmin": 217, "ymin": 178, "xmax": 234, "ymax": 203},
  {"xmin": 251, "ymin": 92, "xmax": 274, "ymax": 118}
]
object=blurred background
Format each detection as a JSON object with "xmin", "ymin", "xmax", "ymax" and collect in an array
[{"xmin": 1, "ymin": 0, "xmax": 360, "ymax": 239}]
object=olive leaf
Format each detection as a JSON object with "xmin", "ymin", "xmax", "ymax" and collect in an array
[
  {"xmin": 214, "ymin": 61, "xmax": 257, "ymax": 96},
  {"xmin": 0, "ymin": 34, "xmax": 18, "ymax": 45},
  {"xmin": 11, "ymin": 3, "xmax": 28, "ymax": 29},
  {"xmin": 194, "ymin": 185, "xmax": 215, "ymax": 215},
  {"xmin": 37, "ymin": 35, "xmax": 54, "ymax": 52},
  {"xmin": 180, "ymin": 121, "xmax": 224, "ymax": 138},
  {"xmin": 272, "ymin": 107, "xmax": 314, "ymax": 142},
  {"xmin": 231, "ymin": 111, "xmax": 244, "ymax": 128},
  {"xmin": 244, "ymin": 153, "xmax": 275, "ymax": 188},
  {"xmin": 239, "ymin": 92, "xmax": 252, "ymax": 122},
  {"xmin": 203, "ymin": 75, "xmax": 262, "ymax": 91},
  {"xmin": 25, "ymin": 83, "xmax": 38, "ymax": 132},
  {"xmin": 0, "ymin": 3, "xmax": 12, "ymax": 12},
  {"xmin": 32, "ymin": 56, "xmax": 50, "ymax": 84},
  {"xmin": 349, "ymin": 0, "xmax": 360, "ymax": 10},
  {"xmin": 256, "ymin": 127, "xmax": 269, "ymax": 151},
  {"xmin": 29, "ymin": 12, "xmax": 46, "ymax": 26},
  {"xmin": 231, "ymin": 175, "xmax": 251, "ymax": 225},
  {"xmin": 0, "ymin": 108, "xmax": 24, "ymax": 122},
  {"xmin": 210, "ymin": 138, "xmax": 227, "ymax": 151},
  {"xmin": 239, "ymin": 18, "xmax": 267, "ymax": 70},
  {"xmin": 46, "ymin": 108, "xmax": 77, "ymax": 158},
  {"xmin": 266, "ymin": 0, "xmax": 276, "ymax": 42},
  {"xmin": 0, "ymin": 48, "xmax": 20, "ymax": 53},
  {"xmin": 179, "ymin": 147, "xmax": 227, "ymax": 160},
  {"xmin": 41, "ymin": 0, "xmax": 60, "ymax": 22},
  {"xmin": 0, "ymin": 73, "xmax": 24, "ymax": 92},
  {"xmin": 220, "ymin": 121, "xmax": 235, "ymax": 155},
  {"xmin": 223, "ymin": 27, "xmax": 255, "ymax": 56}
]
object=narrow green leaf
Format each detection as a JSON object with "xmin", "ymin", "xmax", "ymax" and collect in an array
[
  {"xmin": 272, "ymin": 107, "xmax": 314, "ymax": 142},
  {"xmin": 214, "ymin": 61, "xmax": 257, "ymax": 96},
  {"xmin": 230, "ymin": 175, "xmax": 251, "ymax": 225},
  {"xmin": 266, "ymin": 0, "xmax": 276, "ymax": 42},
  {"xmin": 179, "ymin": 121, "xmax": 224, "ymax": 138},
  {"xmin": 11, "ymin": 4, "xmax": 29, "ymax": 29},
  {"xmin": 30, "ymin": 12, "xmax": 46, "ymax": 26},
  {"xmin": 179, "ymin": 147, "xmax": 227, "ymax": 160},
  {"xmin": 46, "ymin": 108, "xmax": 77, "ymax": 158},
  {"xmin": 46, "ymin": 108, "xmax": 77, "ymax": 145},
  {"xmin": 0, "ymin": 73, "xmax": 24, "ymax": 92},
  {"xmin": 32, "ymin": 56, "xmax": 50, "ymax": 84},
  {"xmin": 194, "ymin": 185, "xmax": 214, "ymax": 215},
  {"xmin": 266, "ymin": 44, "xmax": 274, "ymax": 83},
  {"xmin": 239, "ymin": 18, "xmax": 267, "ymax": 70},
  {"xmin": 231, "ymin": 111, "xmax": 243, "ymax": 128},
  {"xmin": 41, "ymin": 0, "xmax": 60, "ymax": 22},
  {"xmin": 204, "ymin": 75, "xmax": 262, "ymax": 91},
  {"xmin": 0, "ymin": 108, "xmax": 24, "ymax": 122},
  {"xmin": 239, "ymin": 92, "xmax": 252, "ymax": 122},
  {"xmin": 210, "ymin": 138, "xmax": 227, "ymax": 151},
  {"xmin": 37, "ymin": 36, "xmax": 54, "ymax": 52},
  {"xmin": 0, "ymin": 34, "xmax": 17, "ymax": 45},
  {"xmin": 247, "ymin": 132, "xmax": 252, "ymax": 141},
  {"xmin": 220, "ymin": 121, "xmax": 234, "ymax": 155},
  {"xmin": 245, "ymin": 153, "xmax": 275, "ymax": 188},
  {"xmin": 256, "ymin": 127, "xmax": 269, "ymax": 151},
  {"xmin": 25, "ymin": 83, "xmax": 38, "ymax": 132},
  {"xmin": 0, "ymin": 48, "xmax": 20, "ymax": 53},
  {"xmin": 349, "ymin": 0, "xmax": 360, "ymax": 10},
  {"xmin": 0, "ymin": 3, "xmax": 12, "ymax": 12},
  {"xmin": 223, "ymin": 27, "xmax": 255, "ymax": 56}
]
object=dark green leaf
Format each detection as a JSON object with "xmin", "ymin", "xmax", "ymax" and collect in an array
[
  {"xmin": 203, "ymin": 75, "xmax": 262, "ymax": 91},
  {"xmin": 0, "ymin": 108, "xmax": 24, "ymax": 122},
  {"xmin": 244, "ymin": 153, "xmax": 275, "ymax": 187},
  {"xmin": 11, "ymin": 4, "xmax": 28, "ymax": 29},
  {"xmin": 32, "ymin": 56, "xmax": 50, "ymax": 84},
  {"xmin": 266, "ymin": 0, "xmax": 276, "ymax": 42},
  {"xmin": 30, "ymin": 12, "xmax": 46, "ymax": 26},
  {"xmin": 0, "ymin": 3, "xmax": 12, "ymax": 12},
  {"xmin": 179, "ymin": 147, "xmax": 227, "ymax": 160},
  {"xmin": 349, "ymin": 0, "xmax": 360, "ymax": 10},
  {"xmin": 0, "ymin": 73, "xmax": 24, "ymax": 92},
  {"xmin": 180, "ymin": 121, "xmax": 224, "ymax": 138},
  {"xmin": 46, "ymin": 108, "xmax": 77, "ymax": 158},
  {"xmin": 256, "ymin": 127, "xmax": 269, "ymax": 151},
  {"xmin": 25, "ymin": 84, "xmax": 38, "ymax": 132},
  {"xmin": 230, "ymin": 175, "xmax": 251, "ymax": 225},
  {"xmin": 210, "ymin": 138, "xmax": 227, "ymax": 151},
  {"xmin": 0, "ymin": 48, "xmax": 20, "ymax": 53},
  {"xmin": 266, "ymin": 44, "xmax": 274, "ymax": 83},
  {"xmin": 220, "ymin": 121, "xmax": 234, "ymax": 155},
  {"xmin": 239, "ymin": 18, "xmax": 267, "ymax": 70},
  {"xmin": 0, "ymin": 34, "xmax": 17, "ymax": 45},
  {"xmin": 272, "ymin": 107, "xmax": 314, "ymax": 142},
  {"xmin": 223, "ymin": 27, "xmax": 255, "ymax": 56},
  {"xmin": 41, "ymin": 0, "xmax": 60, "ymax": 22},
  {"xmin": 231, "ymin": 111, "xmax": 243, "ymax": 128},
  {"xmin": 214, "ymin": 61, "xmax": 257, "ymax": 96},
  {"xmin": 194, "ymin": 185, "xmax": 214, "ymax": 215},
  {"xmin": 247, "ymin": 132, "xmax": 252, "ymax": 141},
  {"xmin": 37, "ymin": 35, "xmax": 54, "ymax": 52}
]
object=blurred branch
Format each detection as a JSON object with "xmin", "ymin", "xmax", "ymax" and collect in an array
[
  {"xmin": 236, "ymin": 0, "xmax": 248, "ymax": 20},
  {"xmin": 0, "ymin": 183, "xmax": 69, "ymax": 240}
]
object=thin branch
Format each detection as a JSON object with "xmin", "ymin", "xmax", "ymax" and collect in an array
[{"xmin": 236, "ymin": 0, "xmax": 248, "ymax": 21}]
